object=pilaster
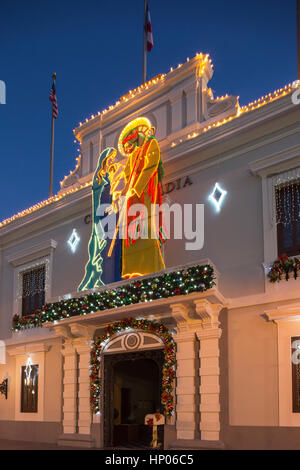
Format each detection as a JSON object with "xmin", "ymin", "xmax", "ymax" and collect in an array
[
  {"xmin": 195, "ymin": 300, "xmax": 223, "ymax": 441},
  {"xmin": 61, "ymin": 337, "xmax": 78, "ymax": 435},
  {"xmin": 54, "ymin": 323, "xmax": 96, "ymax": 447},
  {"xmin": 171, "ymin": 298, "xmax": 224, "ymax": 447},
  {"xmin": 172, "ymin": 303, "xmax": 200, "ymax": 440}
]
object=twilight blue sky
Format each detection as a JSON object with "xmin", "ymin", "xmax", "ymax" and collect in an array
[{"xmin": 0, "ymin": 0, "xmax": 297, "ymax": 221}]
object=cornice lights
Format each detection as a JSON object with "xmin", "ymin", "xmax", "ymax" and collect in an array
[{"xmin": 0, "ymin": 56, "xmax": 296, "ymax": 232}]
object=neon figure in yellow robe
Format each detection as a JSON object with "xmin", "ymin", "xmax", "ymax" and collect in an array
[{"xmin": 111, "ymin": 117, "xmax": 166, "ymax": 279}]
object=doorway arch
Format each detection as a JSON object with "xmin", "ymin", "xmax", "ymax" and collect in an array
[
  {"xmin": 90, "ymin": 318, "xmax": 176, "ymax": 422},
  {"xmin": 103, "ymin": 348, "xmax": 164, "ymax": 448}
]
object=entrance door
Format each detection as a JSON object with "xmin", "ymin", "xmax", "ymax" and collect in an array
[{"xmin": 103, "ymin": 349, "xmax": 164, "ymax": 448}]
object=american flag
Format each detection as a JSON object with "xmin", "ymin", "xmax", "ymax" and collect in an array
[
  {"xmin": 49, "ymin": 81, "xmax": 58, "ymax": 119},
  {"xmin": 145, "ymin": 3, "xmax": 153, "ymax": 52}
]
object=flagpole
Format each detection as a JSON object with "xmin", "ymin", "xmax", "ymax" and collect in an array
[
  {"xmin": 142, "ymin": 0, "xmax": 147, "ymax": 84},
  {"xmin": 297, "ymin": 0, "xmax": 300, "ymax": 79},
  {"xmin": 49, "ymin": 72, "xmax": 56, "ymax": 198}
]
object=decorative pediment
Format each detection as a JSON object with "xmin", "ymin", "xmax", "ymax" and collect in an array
[
  {"xmin": 205, "ymin": 94, "xmax": 238, "ymax": 120},
  {"xmin": 102, "ymin": 330, "xmax": 163, "ymax": 354}
]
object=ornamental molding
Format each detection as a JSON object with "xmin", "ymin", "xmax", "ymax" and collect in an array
[
  {"xmin": 0, "ymin": 185, "xmax": 91, "ymax": 242},
  {"xmin": 171, "ymin": 298, "xmax": 224, "ymax": 332},
  {"xmin": 43, "ymin": 288, "xmax": 226, "ymax": 332},
  {"xmin": 249, "ymin": 144, "xmax": 300, "ymax": 177},
  {"xmin": 102, "ymin": 330, "xmax": 164, "ymax": 355},
  {"xmin": 264, "ymin": 302, "xmax": 300, "ymax": 323},
  {"xmin": 173, "ymin": 330, "xmax": 197, "ymax": 343},
  {"xmin": 170, "ymin": 303, "xmax": 190, "ymax": 323},
  {"xmin": 164, "ymin": 94, "xmax": 297, "ymax": 165},
  {"xmin": 194, "ymin": 299, "xmax": 223, "ymax": 329},
  {"xmin": 53, "ymin": 323, "xmax": 96, "ymax": 340},
  {"xmin": 53, "ymin": 325, "xmax": 73, "ymax": 340},
  {"xmin": 69, "ymin": 324, "xmax": 96, "ymax": 340},
  {"xmin": 7, "ymin": 343, "xmax": 50, "ymax": 357},
  {"xmin": 74, "ymin": 55, "xmax": 212, "ymax": 140},
  {"xmin": 7, "ymin": 239, "xmax": 57, "ymax": 267}
]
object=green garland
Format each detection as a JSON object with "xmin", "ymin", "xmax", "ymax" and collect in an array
[
  {"xmin": 268, "ymin": 254, "xmax": 300, "ymax": 283},
  {"xmin": 12, "ymin": 264, "xmax": 215, "ymax": 331},
  {"xmin": 90, "ymin": 318, "xmax": 176, "ymax": 417}
]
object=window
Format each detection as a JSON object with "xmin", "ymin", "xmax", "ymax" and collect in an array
[
  {"xmin": 21, "ymin": 265, "xmax": 45, "ymax": 317},
  {"xmin": 21, "ymin": 364, "xmax": 39, "ymax": 413},
  {"xmin": 276, "ymin": 180, "xmax": 300, "ymax": 257},
  {"xmin": 291, "ymin": 337, "xmax": 300, "ymax": 413}
]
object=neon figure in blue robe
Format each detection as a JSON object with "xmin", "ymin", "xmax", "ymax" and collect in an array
[{"xmin": 78, "ymin": 148, "xmax": 122, "ymax": 291}]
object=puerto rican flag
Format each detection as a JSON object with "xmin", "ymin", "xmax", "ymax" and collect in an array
[{"xmin": 145, "ymin": 3, "xmax": 153, "ymax": 52}]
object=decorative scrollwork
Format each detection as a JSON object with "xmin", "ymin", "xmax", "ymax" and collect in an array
[{"xmin": 0, "ymin": 379, "xmax": 8, "ymax": 400}]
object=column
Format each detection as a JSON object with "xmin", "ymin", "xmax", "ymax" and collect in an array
[
  {"xmin": 174, "ymin": 330, "xmax": 199, "ymax": 440},
  {"xmin": 61, "ymin": 339, "xmax": 78, "ymax": 435},
  {"xmin": 76, "ymin": 340, "xmax": 93, "ymax": 435},
  {"xmin": 194, "ymin": 300, "xmax": 222, "ymax": 442},
  {"xmin": 70, "ymin": 324, "xmax": 95, "ymax": 437},
  {"xmin": 170, "ymin": 92, "xmax": 183, "ymax": 133},
  {"xmin": 171, "ymin": 303, "xmax": 200, "ymax": 440},
  {"xmin": 185, "ymin": 83, "xmax": 198, "ymax": 126}
]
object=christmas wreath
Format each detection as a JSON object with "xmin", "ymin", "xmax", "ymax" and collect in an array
[{"xmin": 90, "ymin": 318, "xmax": 176, "ymax": 418}]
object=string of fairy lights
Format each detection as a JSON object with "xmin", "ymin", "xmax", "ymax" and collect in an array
[
  {"xmin": 12, "ymin": 264, "xmax": 215, "ymax": 331},
  {"xmin": 0, "ymin": 54, "xmax": 297, "ymax": 232}
]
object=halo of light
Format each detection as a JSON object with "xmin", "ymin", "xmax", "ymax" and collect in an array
[{"xmin": 118, "ymin": 117, "xmax": 152, "ymax": 157}]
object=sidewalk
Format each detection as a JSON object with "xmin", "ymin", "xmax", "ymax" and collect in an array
[
  {"xmin": 0, "ymin": 440, "xmax": 146, "ymax": 450},
  {"xmin": 0, "ymin": 439, "xmax": 94, "ymax": 450}
]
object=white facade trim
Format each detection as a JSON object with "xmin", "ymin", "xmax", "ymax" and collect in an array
[
  {"xmin": 12, "ymin": 254, "xmax": 54, "ymax": 318},
  {"xmin": 7, "ymin": 239, "xmax": 57, "ymax": 267},
  {"xmin": 249, "ymin": 151, "xmax": 300, "ymax": 300}
]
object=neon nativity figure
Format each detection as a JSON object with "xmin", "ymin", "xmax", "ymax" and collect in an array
[
  {"xmin": 116, "ymin": 117, "xmax": 166, "ymax": 279},
  {"xmin": 79, "ymin": 117, "xmax": 167, "ymax": 290},
  {"xmin": 78, "ymin": 147, "xmax": 122, "ymax": 290}
]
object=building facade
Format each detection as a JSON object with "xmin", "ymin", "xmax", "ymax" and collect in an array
[{"xmin": 0, "ymin": 53, "xmax": 300, "ymax": 449}]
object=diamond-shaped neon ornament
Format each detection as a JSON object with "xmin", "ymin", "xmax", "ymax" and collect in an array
[
  {"xmin": 68, "ymin": 229, "xmax": 80, "ymax": 253},
  {"xmin": 209, "ymin": 183, "xmax": 227, "ymax": 212}
]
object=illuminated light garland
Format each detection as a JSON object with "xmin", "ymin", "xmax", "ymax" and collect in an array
[
  {"xmin": 0, "ymin": 181, "xmax": 92, "ymax": 230},
  {"xmin": 60, "ymin": 154, "xmax": 82, "ymax": 189},
  {"xmin": 90, "ymin": 317, "xmax": 176, "ymax": 417},
  {"xmin": 76, "ymin": 53, "xmax": 212, "ymax": 130},
  {"xmin": 12, "ymin": 264, "xmax": 215, "ymax": 331},
  {"xmin": 0, "ymin": 54, "xmax": 296, "ymax": 231},
  {"xmin": 170, "ymin": 82, "xmax": 297, "ymax": 148}
]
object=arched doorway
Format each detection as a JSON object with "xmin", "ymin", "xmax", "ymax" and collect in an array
[{"xmin": 103, "ymin": 349, "xmax": 164, "ymax": 448}]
